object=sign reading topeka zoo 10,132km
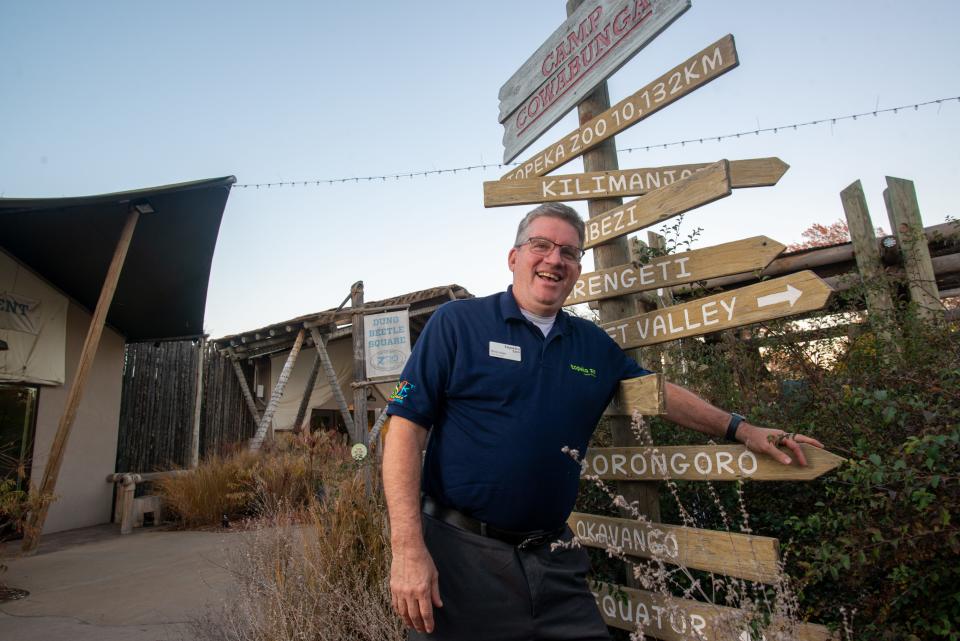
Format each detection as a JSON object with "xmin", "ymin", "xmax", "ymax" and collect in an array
[
  {"xmin": 362, "ymin": 310, "xmax": 410, "ymax": 378},
  {"xmin": 499, "ymin": 0, "xmax": 690, "ymax": 163}
]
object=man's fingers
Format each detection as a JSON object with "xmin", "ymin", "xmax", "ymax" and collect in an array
[
  {"xmin": 782, "ymin": 437, "xmax": 807, "ymax": 466},
  {"xmin": 418, "ymin": 593, "xmax": 436, "ymax": 633},
  {"xmin": 406, "ymin": 596, "xmax": 428, "ymax": 633},
  {"xmin": 432, "ymin": 574, "xmax": 443, "ymax": 608},
  {"xmin": 796, "ymin": 434, "xmax": 824, "ymax": 449}
]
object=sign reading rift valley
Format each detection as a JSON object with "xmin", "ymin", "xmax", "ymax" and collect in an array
[
  {"xmin": 499, "ymin": 0, "xmax": 690, "ymax": 163},
  {"xmin": 502, "ymin": 33, "xmax": 738, "ymax": 178},
  {"xmin": 485, "ymin": 157, "xmax": 788, "ymax": 209},
  {"xmin": 601, "ymin": 270, "xmax": 833, "ymax": 348},
  {"xmin": 567, "ymin": 236, "xmax": 786, "ymax": 305}
]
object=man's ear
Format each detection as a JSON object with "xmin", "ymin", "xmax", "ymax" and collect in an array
[{"xmin": 508, "ymin": 247, "xmax": 518, "ymax": 273}]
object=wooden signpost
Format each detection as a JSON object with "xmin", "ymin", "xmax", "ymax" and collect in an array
[
  {"xmin": 486, "ymin": 156, "xmax": 788, "ymax": 208},
  {"xmin": 582, "ymin": 160, "xmax": 732, "ymax": 249},
  {"xmin": 568, "ymin": 512, "xmax": 781, "ymax": 582},
  {"xmin": 502, "ymin": 33, "xmax": 738, "ymax": 177},
  {"xmin": 499, "ymin": 0, "xmax": 691, "ymax": 163},
  {"xmin": 592, "ymin": 582, "xmax": 834, "ymax": 640},
  {"xmin": 601, "ymin": 270, "xmax": 834, "ymax": 348},
  {"xmin": 566, "ymin": 236, "xmax": 786, "ymax": 305},
  {"xmin": 583, "ymin": 444, "xmax": 845, "ymax": 481}
]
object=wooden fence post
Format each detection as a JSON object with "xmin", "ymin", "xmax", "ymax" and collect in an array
[
  {"xmin": 250, "ymin": 328, "xmax": 305, "ymax": 449},
  {"xmin": 189, "ymin": 336, "xmax": 205, "ymax": 468},
  {"xmin": 884, "ymin": 177, "xmax": 944, "ymax": 320},
  {"xmin": 293, "ymin": 353, "xmax": 321, "ymax": 432},
  {"xmin": 840, "ymin": 180, "xmax": 896, "ymax": 336},
  {"xmin": 566, "ymin": 0, "xmax": 661, "ymax": 586},
  {"xmin": 23, "ymin": 208, "xmax": 140, "ymax": 552},
  {"xmin": 350, "ymin": 282, "xmax": 369, "ymax": 447}
]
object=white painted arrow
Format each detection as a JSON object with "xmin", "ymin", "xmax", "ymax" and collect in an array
[{"xmin": 757, "ymin": 284, "xmax": 802, "ymax": 308}]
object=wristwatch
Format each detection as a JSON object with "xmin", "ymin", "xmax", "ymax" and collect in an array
[{"xmin": 725, "ymin": 413, "xmax": 745, "ymax": 442}]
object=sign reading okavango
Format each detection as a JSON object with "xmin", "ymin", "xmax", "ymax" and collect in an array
[{"xmin": 499, "ymin": 0, "xmax": 690, "ymax": 162}]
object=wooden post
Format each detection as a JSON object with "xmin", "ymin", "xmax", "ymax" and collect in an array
[
  {"xmin": 884, "ymin": 177, "xmax": 944, "ymax": 320},
  {"xmin": 308, "ymin": 327, "xmax": 357, "ymax": 437},
  {"xmin": 293, "ymin": 353, "xmax": 321, "ymax": 432},
  {"xmin": 189, "ymin": 336, "xmax": 206, "ymax": 468},
  {"xmin": 566, "ymin": 0, "xmax": 661, "ymax": 581},
  {"xmin": 226, "ymin": 347, "xmax": 262, "ymax": 425},
  {"xmin": 350, "ymin": 282, "xmax": 369, "ymax": 447},
  {"xmin": 119, "ymin": 474, "xmax": 138, "ymax": 535},
  {"xmin": 840, "ymin": 180, "xmax": 896, "ymax": 332},
  {"xmin": 23, "ymin": 209, "xmax": 140, "ymax": 552},
  {"xmin": 250, "ymin": 328, "xmax": 305, "ymax": 449}
]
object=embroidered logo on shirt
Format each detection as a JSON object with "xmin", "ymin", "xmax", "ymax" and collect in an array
[
  {"xmin": 569, "ymin": 363, "xmax": 597, "ymax": 378},
  {"xmin": 389, "ymin": 380, "xmax": 415, "ymax": 404}
]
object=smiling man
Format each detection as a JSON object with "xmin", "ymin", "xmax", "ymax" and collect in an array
[{"xmin": 383, "ymin": 203, "xmax": 823, "ymax": 640}]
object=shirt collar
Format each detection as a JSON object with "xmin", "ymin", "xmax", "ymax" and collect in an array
[{"xmin": 501, "ymin": 286, "xmax": 571, "ymax": 335}]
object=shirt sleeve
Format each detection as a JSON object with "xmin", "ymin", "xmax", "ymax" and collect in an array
[{"xmin": 385, "ymin": 304, "xmax": 456, "ymax": 430}]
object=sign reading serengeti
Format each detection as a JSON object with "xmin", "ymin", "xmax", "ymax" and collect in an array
[
  {"xmin": 566, "ymin": 236, "xmax": 786, "ymax": 305},
  {"xmin": 501, "ymin": 33, "xmax": 738, "ymax": 179},
  {"xmin": 600, "ymin": 270, "xmax": 834, "ymax": 348},
  {"xmin": 484, "ymin": 157, "xmax": 788, "ymax": 208},
  {"xmin": 499, "ymin": 0, "xmax": 691, "ymax": 163}
]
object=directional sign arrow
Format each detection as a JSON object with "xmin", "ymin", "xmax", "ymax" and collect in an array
[
  {"xmin": 757, "ymin": 284, "xmax": 802, "ymax": 308},
  {"xmin": 486, "ymin": 157, "xmax": 788, "ymax": 208},
  {"xmin": 566, "ymin": 236, "xmax": 786, "ymax": 305},
  {"xmin": 601, "ymin": 271, "xmax": 834, "ymax": 348}
]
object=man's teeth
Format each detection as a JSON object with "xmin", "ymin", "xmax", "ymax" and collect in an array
[{"xmin": 537, "ymin": 272, "xmax": 561, "ymax": 281}]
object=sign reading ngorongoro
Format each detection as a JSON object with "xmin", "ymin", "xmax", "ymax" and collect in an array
[
  {"xmin": 592, "ymin": 582, "xmax": 834, "ymax": 640},
  {"xmin": 501, "ymin": 34, "xmax": 738, "ymax": 179},
  {"xmin": 485, "ymin": 157, "xmax": 788, "ymax": 208},
  {"xmin": 583, "ymin": 444, "xmax": 845, "ymax": 481},
  {"xmin": 566, "ymin": 236, "xmax": 785, "ymax": 305},
  {"xmin": 568, "ymin": 512, "xmax": 781, "ymax": 583},
  {"xmin": 499, "ymin": 0, "xmax": 691, "ymax": 163},
  {"xmin": 601, "ymin": 270, "xmax": 833, "ymax": 347},
  {"xmin": 582, "ymin": 160, "xmax": 732, "ymax": 249}
]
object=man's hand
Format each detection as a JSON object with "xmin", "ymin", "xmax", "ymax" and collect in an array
[
  {"xmin": 390, "ymin": 541, "xmax": 442, "ymax": 633},
  {"xmin": 737, "ymin": 422, "xmax": 824, "ymax": 466}
]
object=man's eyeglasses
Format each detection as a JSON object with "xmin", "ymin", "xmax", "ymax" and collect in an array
[{"xmin": 516, "ymin": 236, "xmax": 585, "ymax": 263}]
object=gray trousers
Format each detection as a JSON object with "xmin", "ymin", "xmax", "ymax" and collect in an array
[{"xmin": 409, "ymin": 513, "xmax": 610, "ymax": 641}]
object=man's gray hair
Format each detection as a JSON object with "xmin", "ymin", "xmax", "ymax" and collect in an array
[{"xmin": 514, "ymin": 203, "xmax": 585, "ymax": 248}]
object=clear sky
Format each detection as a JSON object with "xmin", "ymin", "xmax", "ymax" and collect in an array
[{"xmin": 2, "ymin": 1, "xmax": 957, "ymax": 337}]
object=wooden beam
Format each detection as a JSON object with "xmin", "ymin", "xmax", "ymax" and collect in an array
[
  {"xmin": 250, "ymin": 328, "xmax": 305, "ymax": 450},
  {"xmin": 226, "ymin": 347, "xmax": 262, "ymax": 425},
  {"xmin": 583, "ymin": 444, "xmax": 845, "ymax": 481},
  {"xmin": 189, "ymin": 336, "xmax": 205, "ymax": 468},
  {"xmin": 350, "ymin": 282, "xmax": 369, "ymax": 447},
  {"xmin": 293, "ymin": 353, "xmax": 321, "ymax": 432},
  {"xmin": 23, "ymin": 209, "xmax": 140, "ymax": 552},
  {"xmin": 885, "ymin": 177, "xmax": 944, "ymax": 319},
  {"xmin": 309, "ymin": 327, "xmax": 357, "ymax": 438},
  {"xmin": 569, "ymin": 512, "xmax": 780, "ymax": 583}
]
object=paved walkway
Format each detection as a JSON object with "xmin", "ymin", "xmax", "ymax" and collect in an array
[{"xmin": 0, "ymin": 525, "xmax": 236, "ymax": 641}]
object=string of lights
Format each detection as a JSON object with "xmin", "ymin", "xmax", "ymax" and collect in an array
[{"xmin": 233, "ymin": 95, "xmax": 958, "ymax": 189}]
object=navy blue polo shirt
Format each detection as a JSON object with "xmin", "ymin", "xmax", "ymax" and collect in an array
[{"xmin": 386, "ymin": 287, "xmax": 650, "ymax": 531}]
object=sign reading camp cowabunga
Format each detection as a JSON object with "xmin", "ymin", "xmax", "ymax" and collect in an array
[
  {"xmin": 363, "ymin": 310, "xmax": 410, "ymax": 378},
  {"xmin": 501, "ymin": 33, "xmax": 739, "ymax": 181},
  {"xmin": 499, "ymin": 0, "xmax": 690, "ymax": 163}
]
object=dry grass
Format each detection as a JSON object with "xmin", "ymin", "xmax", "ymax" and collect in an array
[{"xmin": 193, "ymin": 467, "xmax": 403, "ymax": 641}]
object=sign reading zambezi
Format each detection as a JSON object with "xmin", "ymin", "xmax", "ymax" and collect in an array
[
  {"xmin": 363, "ymin": 310, "xmax": 410, "ymax": 378},
  {"xmin": 499, "ymin": 0, "xmax": 690, "ymax": 162}
]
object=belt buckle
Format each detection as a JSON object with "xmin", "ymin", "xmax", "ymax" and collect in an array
[{"xmin": 517, "ymin": 532, "xmax": 550, "ymax": 550}]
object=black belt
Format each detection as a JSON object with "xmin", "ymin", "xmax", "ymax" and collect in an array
[{"xmin": 422, "ymin": 495, "xmax": 565, "ymax": 549}]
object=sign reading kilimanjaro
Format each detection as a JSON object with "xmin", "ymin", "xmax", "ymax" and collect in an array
[{"xmin": 498, "ymin": 0, "xmax": 690, "ymax": 162}]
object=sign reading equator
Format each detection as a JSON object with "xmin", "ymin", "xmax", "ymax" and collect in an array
[
  {"xmin": 499, "ymin": 0, "xmax": 691, "ymax": 163},
  {"xmin": 583, "ymin": 160, "xmax": 732, "ymax": 249},
  {"xmin": 601, "ymin": 270, "xmax": 833, "ymax": 348},
  {"xmin": 502, "ymin": 33, "xmax": 738, "ymax": 177},
  {"xmin": 485, "ymin": 157, "xmax": 788, "ymax": 208},
  {"xmin": 566, "ymin": 236, "xmax": 786, "ymax": 305}
]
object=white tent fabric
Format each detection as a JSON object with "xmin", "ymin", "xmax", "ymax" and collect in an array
[{"xmin": 0, "ymin": 250, "xmax": 67, "ymax": 385}]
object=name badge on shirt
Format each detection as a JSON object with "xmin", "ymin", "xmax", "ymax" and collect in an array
[{"xmin": 489, "ymin": 341, "xmax": 521, "ymax": 362}]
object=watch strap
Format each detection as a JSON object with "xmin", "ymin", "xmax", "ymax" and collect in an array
[{"xmin": 725, "ymin": 413, "xmax": 745, "ymax": 442}]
